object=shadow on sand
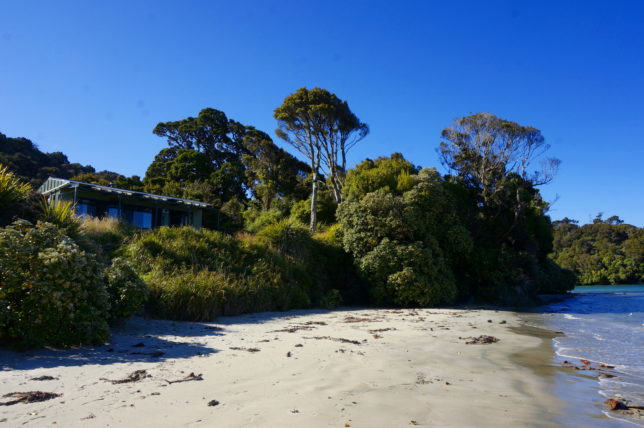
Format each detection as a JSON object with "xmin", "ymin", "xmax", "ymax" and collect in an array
[
  {"xmin": 0, "ymin": 308, "xmax": 359, "ymax": 371},
  {"xmin": 0, "ymin": 317, "xmax": 225, "ymax": 371}
]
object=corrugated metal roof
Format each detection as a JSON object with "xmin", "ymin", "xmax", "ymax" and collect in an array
[{"xmin": 37, "ymin": 177, "xmax": 210, "ymax": 208}]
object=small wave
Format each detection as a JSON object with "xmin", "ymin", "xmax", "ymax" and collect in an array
[
  {"xmin": 602, "ymin": 411, "xmax": 644, "ymax": 427},
  {"xmin": 562, "ymin": 314, "xmax": 585, "ymax": 320}
]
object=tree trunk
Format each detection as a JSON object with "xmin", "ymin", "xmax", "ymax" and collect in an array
[
  {"xmin": 310, "ymin": 175, "xmax": 318, "ymax": 233},
  {"xmin": 329, "ymin": 168, "xmax": 342, "ymax": 204}
]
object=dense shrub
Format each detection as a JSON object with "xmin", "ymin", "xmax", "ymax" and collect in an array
[
  {"xmin": 338, "ymin": 167, "xmax": 472, "ymax": 306},
  {"xmin": 256, "ymin": 219, "xmax": 364, "ymax": 306},
  {"xmin": 104, "ymin": 258, "xmax": 148, "ymax": 321},
  {"xmin": 122, "ymin": 227, "xmax": 312, "ymax": 320},
  {"xmin": 0, "ymin": 221, "xmax": 110, "ymax": 348},
  {"xmin": 244, "ymin": 209, "xmax": 285, "ymax": 233},
  {"xmin": 342, "ymin": 153, "xmax": 419, "ymax": 200},
  {"xmin": 257, "ymin": 219, "xmax": 312, "ymax": 261}
]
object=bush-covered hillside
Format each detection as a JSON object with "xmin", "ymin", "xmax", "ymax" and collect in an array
[{"xmin": 551, "ymin": 216, "xmax": 643, "ymax": 284}]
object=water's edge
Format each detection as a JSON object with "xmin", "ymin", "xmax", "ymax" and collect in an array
[
  {"xmin": 516, "ymin": 286, "xmax": 644, "ymax": 427},
  {"xmin": 514, "ymin": 313, "xmax": 621, "ymax": 427}
]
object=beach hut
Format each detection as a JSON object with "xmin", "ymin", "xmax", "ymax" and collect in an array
[{"xmin": 38, "ymin": 177, "xmax": 209, "ymax": 229}]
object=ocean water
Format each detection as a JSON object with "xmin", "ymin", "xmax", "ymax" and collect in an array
[{"xmin": 541, "ymin": 285, "xmax": 644, "ymax": 426}]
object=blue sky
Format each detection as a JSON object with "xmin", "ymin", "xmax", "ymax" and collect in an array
[{"xmin": 1, "ymin": 1, "xmax": 643, "ymax": 225}]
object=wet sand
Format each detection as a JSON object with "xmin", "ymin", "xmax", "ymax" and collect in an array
[
  {"xmin": 516, "ymin": 315, "xmax": 640, "ymax": 427},
  {"xmin": 1, "ymin": 308, "xmax": 566, "ymax": 427}
]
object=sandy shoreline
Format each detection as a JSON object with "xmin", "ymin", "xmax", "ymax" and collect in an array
[{"xmin": 1, "ymin": 308, "xmax": 565, "ymax": 427}]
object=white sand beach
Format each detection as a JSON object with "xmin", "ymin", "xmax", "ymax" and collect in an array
[{"xmin": 0, "ymin": 308, "xmax": 563, "ymax": 427}]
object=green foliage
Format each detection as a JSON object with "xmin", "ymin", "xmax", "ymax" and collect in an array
[
  {"xmin": 274, "ymin": 87, "xmax": 369, "ymax": 230},
  {"xmin": 215, "ymin": 198, "xmax": 246, "ymax": 232},
  {"xmin": 242, "ymin": 129, "xmax": 310, "ymax": 210},
  {"xmin": 40, "ymin": 197, "xmax": 81, "ymax": 239},
  {"xmin": 0, "ymin": 164, "xmax": 32, "ymax": 210},
  {"xmin": 343, "ymin": 153, "xmax": 419, "ymax": 200},
  {"xmin": 252, "ymin": 215, "xmax": 361, "ymax": 306},
  {"xmin": 338, "ymin": 161, "xmax": 472, "ymax": 306},
  {"xmin": 0, "ymin": 221, "xmax": 110, "ymax": 348},
  {"xmin": 0, "ymin": 164, "xmax": 39, "ymax": 227},
  {"xmin": 289, "ymin": 191, "xmax": 337, "ymax": 226},
  {"xmin": 104, "ymin": 258, "xmax": 147, "ymax": 322},
  {"xmin": 551, "ymin": 217, "xmax": 643, "ymax": 284},
  {"xmin": 257, "ymin": 219, "xmax": 312, "ymax": 262},
  {"xmin": 71, "ymin": 171, "xmax": 143, "ymax": 191},
  {"xmin": 143, "ymin": 268, "xmax": 232, "ymax": 321},
  {"xmin": 244, "ymin": 209, "xmax": 286, "ymax": 233},
  {"xmin": 122, "ymin": 227, "xmax": 312, "ymax": 320},
  {"xmin": 434, "ymin": 114, "xmax": 574, "ymax": 300},
  {"xmin": 147, "ymin": 109, "xmax": 308, "ymax": 212},
  {"xmin": 315, "ymin": 223, "xmax": 344, "ymax": 247}
]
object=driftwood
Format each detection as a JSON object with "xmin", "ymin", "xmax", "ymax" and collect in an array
[
  {"xmin": 164, "ymin": 372, "xmax": 203, "ymax": 384},
  {"xmin": 0, "ymin": 391, "xmax": 61, "ymax": 406},
  {"xmin": 101, "ymin": 369, "xmax": 150, "ymax": 384}
]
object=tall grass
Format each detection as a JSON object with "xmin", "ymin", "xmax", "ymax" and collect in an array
[
  {"xmin": 79, "ymin": 217, "xmax": 134, "ymax": 265},
  {"xmin": 123, "ymin": 227, "xmax": 312, "ymax": 321}
]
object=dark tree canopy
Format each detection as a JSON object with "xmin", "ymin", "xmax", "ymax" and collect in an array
[
  {"xmin": 153, "ymin": 108, "xmax": 247, "ymax": 169},
  {"xmin": 241, "ymin": 129, "xmax": 310, "ymax": 210},
  {"xmin": 147, "ymin": 108, "xmax": 309, "ymax": 209},
  {"xmin": 0, "ymin": 132, "xmax": 95, "ymax": 186}
]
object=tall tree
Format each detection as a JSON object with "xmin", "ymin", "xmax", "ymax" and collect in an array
[
  {"xmin": 149, "ymin": 108, "xmax": 309, "ymax": 209},
  {"xmin": 274, "ymin": 87, "xmax": 368, "ymax": 231},
  {"xmin": 150, "ymin": 108, "xmax": 250, "ymax": 206},
  {"xmin": 439, "ymin": 113, "xmax": 559, "ymax": 199},
  {"xmin": 439, "ymin": 113, "xmax": 560, "ymax": 229}
]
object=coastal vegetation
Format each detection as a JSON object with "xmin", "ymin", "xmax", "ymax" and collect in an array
[
  {"xmin": 2, "ymin": 86, "xmax": 638, "ymax": 348},
  {"xmin": 551, "ymin": 215, "xmax": 643, "ymax": 284}
]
